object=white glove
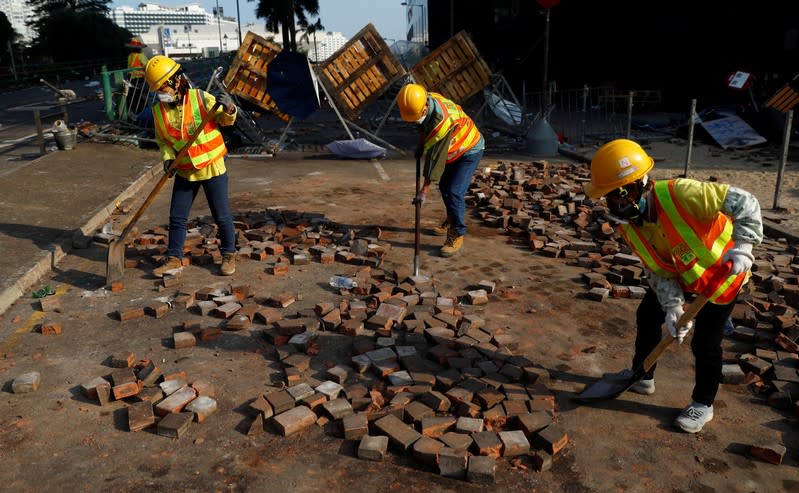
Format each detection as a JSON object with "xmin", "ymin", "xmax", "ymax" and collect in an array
[
  {"xmin": 665, "ymin": 305, "xmax": 693, "ymax": 344},
  {"xmin": 722, "ymin": 241, "xmax": 754, "ymax": 275}
]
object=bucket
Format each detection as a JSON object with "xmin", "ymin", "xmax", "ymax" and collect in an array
[{"xmin": 54, "ymin": 129, "xmax": 77, "ymax": 150}]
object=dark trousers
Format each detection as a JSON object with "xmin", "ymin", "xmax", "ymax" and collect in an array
[
  {"xmin": 634, "ymin": 287, "xmax": 737, "ymax": 406},
  {"xmin": 167, "ymin": 172, "xmax": 236, "ymax": 257}
]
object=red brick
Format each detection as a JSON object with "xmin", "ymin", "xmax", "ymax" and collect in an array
[
  {"xmin": 154, "ymin": 386, "xmax": 197, "ymax": 416},
  {"xmin": 40, "ymin": 319, "xmax": 62, "ymax": 335}
]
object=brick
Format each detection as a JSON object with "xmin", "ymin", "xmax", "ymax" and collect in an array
[
  {"xmin": 255, "ymin": 307, "xmax": 283, "ymax": 324},
  {"xmin": 185, "ymin": 396, "xmax": 218, "ymax": 422},
  {"xmin": 137, "ymin": 361, "xmax": 162, "ymax": 387},
  {"xmin": 358, "ymin": 435, "xmax": 389, "ymax": 461},
  {"xmin": 287, "ymin": 383, "xmax": 315, "ymax": 402},
  {"xmin": 127, "ymin": 401, "xmax": 155, "ymax": 431},
  {"xmin": 750, "ymin": 443, "xmax": 786, "ymax": 465},
  {"xmin": 468, "ymin": 455, "xmax": 496, "ymax": 484},
  {"xmin": 315, "ymin": 381, "xmax": 344, "ymax": 400},
  {"xmin": 95, "ymin": 382, "xmax": 112, "ymax": 406},
  {"xmin": 420, "ymin": 391, "xmax": 451, "ymax": 412},
  {"xmin": 374, "ymin": 414, "xmax": 422, "ymax": 453},
  {"xmin": 160, "ymin": 378, "xmax": 187, "ymax": 396},
  {"xmin": 214, "ymin": 302, "xmax": 241, "ymax": 318},
  {"xmin": 154, "ymin": 386, "xmax": 197, "ymax": 416},
  {"xmin": 273, "ymin": 405, "xmax": 317, "ymax": 436},
  {"xmin": 249, "ymin": 395, "xmax": 274, "ymax": 418},
  {"xmin": 502, "ymin": 399, "xmax": 529, "ymax": 417},
  {"xmin": 196, "ymin": 300, "xmax": 218, "ymax": 316},
  {"xmin": 111, "ymin": 351, "xmax": 135, "ymax": 368},
  {"xmin": 413, "ymin": 436, "xmax": 445, "ymax": 466},
  {"xmin": 472, "ymin": 431, "xmax": 503, "ymax": 458},
  {"xmin": 80, "ymin": 376, "xmax": 110, "ymax": 401},
  {"xmin": 12, "ymin": 371, "xmax": 41, "ymax": 393},
  {"xmin": 135, "ymin": 387, "xmax": 163, "ymax": 404},
  {"xmin": 438, "ymin": 447, "xmax": 468, "ymax": 479},
  {"xmin": 420, "ymin": 416, "xmax": 456, "ymax": 437},
  {"xmin": 531, "ymin": 449, "xmax": 553, "ymax": 471},
  {"xmin": 198, "ymin": 327, "xmax": 222, "ymax": 341},
  {"xmin": 38, "ymin": 296, "xmax": 61, "ymax": 312},
  {"xmin": 157, "ymin": 412, "xmax": 193, "ymax": 438},
  {"xmin": 173, "ymin": 331, "xmax": 196, "ymax": 349},
  {"xmin": 163, "ymin": 370, "xmax": 188, "ymax": 383},
  {"xmin": 40, "ymin": 319, "xmax": 62, "ymax": 335},
  {"xmin": 270, "ymin": 292, "xmax": 296, "ymax": 308},
  {"xmin": 326, "ymin": 365, "xmax": 351, "ymax": 384},
  {"xmin": 342, "ymin": 412, "xmax": 369, "ymax": 440},
  {"xmin": 440, "ymin": 432, "xmax": 473, "ymax": 451},
  {"xmin": 145, "ymin": 301, "xmax": 170, "ymax": 318},
  {"xmin": 225, "ymin": 314, "xmax": 251, "ymax": 331},
  {"xmin": 113, "ymin": 381, "xmax": 140, "ymax": 400},
  {"xmin": 265, "ymin": 390, "xmax": 296, "ymax": 414},
  {"xmin": 534, "ymin": 424, "xmax": 569, "ymax": 456},
  {"xmin": 403, "ymin": 401, "xmax": 435, "ymax": 425},
  {"xmin": 456, "ymin": 417, "xmax": 484, "ymax": 434},
  {"xmin": 518, "ymin": 411, "xmax": 552, "ymax": 436},
  {"xmin": 721, "ymin": 363, "xmax": 746, "ymax": 384},
  {"xmin": 499, "ymin": 430, "xmax": 530, "ymax": 456}
]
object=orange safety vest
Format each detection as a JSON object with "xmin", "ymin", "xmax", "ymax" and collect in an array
[
  {"xmin": 152, "ymin": 89, "xmax": 227, "ymax": 170},
  {"xmin": 617, "ymin": 179, "xmax": 746, "ymax": 304},
  {"xmin": 423, "ymin": 92, "xmax": 482, "ymax": 163},
  {"xmin": 127, "ymin": 52, "xmax": 147, "ymax": 79}
]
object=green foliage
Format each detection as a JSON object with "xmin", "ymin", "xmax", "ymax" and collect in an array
[
  {"xmin": 31, "ymin": 10, "xmax": 131, "ymax": 64},
  {"xmin": 252, "ymin": 0, "xmax": 320, "ymax": 51},
  {"xmin": 0, "ymin": 11, "xmax": 16, "ymax": 48}
]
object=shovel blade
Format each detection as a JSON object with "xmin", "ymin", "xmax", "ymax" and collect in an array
[
  {"xmin": 573, "ymin": 375, "xmax": 639, "ymax": 403},
  {"xmin": 105, "ymin": 239, "xmax": 126, "ymax": 285}
]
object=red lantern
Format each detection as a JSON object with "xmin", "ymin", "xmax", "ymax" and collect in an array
[{"xmin": 537, "ymin": 0, "xmax": 560, "ymax": 8}]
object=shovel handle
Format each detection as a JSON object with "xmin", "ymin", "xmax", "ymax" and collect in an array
[{"xmin": 116, "ymin": 100, "xmax": 223, "ymax": 244}]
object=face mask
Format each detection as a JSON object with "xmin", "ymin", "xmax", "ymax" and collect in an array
[
  {"xmin": 157, "ymin": 92, "xmax": 175, "ymax": 103},
  {"xmin": 415, "ymin": 111, "xmax": 427, "ymax": 125},
  {"xmin": 611, "ymin": 196, "xmax": 646, "ymax": 226}
]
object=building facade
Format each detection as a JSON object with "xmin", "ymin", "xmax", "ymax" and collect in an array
[{"xmin": 304, "ymin": 31, "xmax": 347, "ymax": 63}]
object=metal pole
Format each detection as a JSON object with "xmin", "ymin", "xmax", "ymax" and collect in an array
[
  {"xmin": 625, "ymin": 91, "xmax": 634, "ymax": 139},
  {"xmin": 7, "ymin": 41, "xmax": 17, "ymax": 81},
  {"xmin": 683, "ymin": 99, "xmax": 696, "ymax": 177},
  {"xmin": 542, "ymin": 8, "xmax": 551, "ymax": 112},
  {"xmin": 235, "ymin": 0, "xmax": 243, "ymax": 45},
  {"xmin": 773, "ymin": 109, "xmax": 794, "ymax": 210},
  {"xmin": 216, "ymin": 1, "xmax": 223, "ymax": 53}
]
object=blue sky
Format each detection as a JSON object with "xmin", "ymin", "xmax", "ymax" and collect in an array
[{"xmin": 109, "ymin": 0, "xmax": 408, "ymax": 41}]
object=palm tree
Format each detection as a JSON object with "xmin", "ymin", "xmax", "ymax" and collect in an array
[
  {"xmin": 298, "ymin": 18, "xmax": 324, "ymax": 62},
  {"xmin": 252, "ymin": 0, "xmax": 320, "ymax": 51}
]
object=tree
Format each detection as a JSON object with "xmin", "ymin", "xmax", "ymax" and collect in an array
[
  {"xmin": 298, "ymin": 18, "xmax": 325, "ymax": 61},
  {"xmin": 0, "ymin": 11, "xmax": 18, "ymax": 67},
  {"xmin": 30, "ymin": 10, "xmax": 131, "ymax": 65},
  {"xmin": 252, "ymin": 0, "xmax": 320, "ymax": 51},
  {"xmin": 27, "ymin": 0, "xmax": 112, "ymax": 37}
]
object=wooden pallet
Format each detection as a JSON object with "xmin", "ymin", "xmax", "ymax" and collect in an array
[
  {"xmin": 317, "ymin": 23, "xmax": 407, "ymax": 120},
  {"xmin": 766, "ymin": 83, "xmax": 799, "ymax": 113},
  {"xmin": 411, "ymin": 31, "xmax": 492, "ymax": 104},
  {"xmin": 224, "ymin": 31, "xmax": 290, "ymax": 121}
]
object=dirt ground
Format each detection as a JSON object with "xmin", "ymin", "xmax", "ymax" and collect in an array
[{"xmin": 0, "ymin": 131, "xmax": 798, "ymax": 492}]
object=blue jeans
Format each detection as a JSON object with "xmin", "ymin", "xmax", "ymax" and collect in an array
[
  {"xmin": 167, "ymin": 172, "xmax": 236, "ymax": 257},
  {"xmin": 438, "ymin": 150, "xmax": 483, "ymax": 236}
]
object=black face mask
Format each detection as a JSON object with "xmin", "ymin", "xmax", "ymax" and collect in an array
[{"xmin": 607, "ymin": 182, "xmax": 647, "ymax": 226}]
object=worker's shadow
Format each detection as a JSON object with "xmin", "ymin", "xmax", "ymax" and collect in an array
[{"xmin": 0, "ymin": 222, "xmax": 108, "ymax": 289}]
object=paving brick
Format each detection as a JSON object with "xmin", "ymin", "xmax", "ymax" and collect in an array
[
  {"xmin": 12, "ymin": 371, "xmax": 41, "ymax": 393},
  {"xmin": 420, "ymin": 391, "xmax": 451, "ymax": 412},
  {"xmin": 273, "ymin": 405, "xmax": 317, "ymax": 436},
  {"xmin": 440, "ymin": 432, "xmax": 473, "ymax": 451},
  {"xmin": 190, "ymin": 379, "xmax": 215, "ymax": 398},
  {"xmin": 358, "ymin": 435, "xmax": 389, "ymax": 461},
  {"xmin": 137, "ymin": 361, "xmax": 162, "ymax": 387},
  {"xmin": 128, "ymin": 401, "xmax": 155, "ymax": 431},
  {"xmin": 111, "ymin": 351, "xmax": 136, "ymax": 368},
  {"xmin": 534, "ymin": 424, "xmax": 569, "ymax": 456},
  {"xmin": 286, "ymin": 383, "xmax": 315, "ymax": 402},
  {"xmin": 145, "ymin": 301, "xmax": 170, "ymax": 318},
  {"xmin": 195, "ymin": 300, "xmax": 218, "ymax": 317},
  {"xmin": 135, "ymin": 386, "xmax": 163, "ymax": 404},
  {"xmin": 80, "ymin": 376, "xmax": 110, "ymax": 401},
  {"xmin": 39, "ymin": 319, "xmax": 62, "ymax": 335},
  {"xmin": 249, "ymin": 395, "xmax": 274, "ymax": 418},
  {"xmin": 468, "ymin": 455, "xmax": 496, "ymax": 484},
  {"xmin": 403, "ymin": 401, "xmax": 435, "ymax": 425},
  {"xmin": 185, "ymin": 396, "xmax": 218, "ymax": 422},
  {"xmin": 531, "ymin": 448, "xmax": 553, "ymax": 471},
  {"xmin": 413, "ymin": 436, "xmax": 445, "ymax": 466},
  {"xmin": 420, "ymin": 416, "xmax": 456, "ymax": 437},
  {"xmin": 113, "ymin": 381, "xmax": 140, "ymax": 400},
  {"xmin": 517, "ymin": 411, "xmax": 552, "ymax": 436},
  {"xmin": 154, "ymin": 386, "xmax": 197, "ymax": 416},
  {"xmin": 438, "ymin": 446, "xmax": 468, "ymax": 479},
  {"xmin": 282, "ymin": 353, "xmax": 311, "ymax": 371},
  {"xmin": 322, "ymin": 398, "xmax": 354, "ymax": 420},
  {"xmin": 173, "ymin": 331, "xmax": 196, "ymax": 349},
  {"xmin": 342, "ymin": 412, "xmax": 369, "ymax": 440},
  {"xmin": 38, "ymin": 296, "xmax": 61, "ymax": 312},
  {"xmin": 374, "ymin": 414, "xmax": 422, "ymax": 453},
  {"xmin": 750, "ymin": 443, "xmax": 787, "ymax": 465},
  {"xmin": 455, "ymin": 416, "xmax": 484, "ymax": 434},
  {"xmin": 157, "ymin": 411, "xmax": 193, "ymax": 438},
  {"xmin": 499, "ymin": 430, "xmax": 530, "ymax": 456},
  {"xmin": 315, "ymin": 381, "xmax": 344, "ymax": 400},
  {"xmin": 472, "ymin": 431, "xmax": 503, "ymax": 458}
]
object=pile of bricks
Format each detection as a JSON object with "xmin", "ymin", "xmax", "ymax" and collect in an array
[
  {"xmin": 79, "ymin": 351, "xmax": 218, "ymax": 438},
  {"xmin": 466, "ymin": 159, "xmax": 799, "ymax": 426}
]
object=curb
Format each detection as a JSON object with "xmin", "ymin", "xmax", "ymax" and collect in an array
[{"xmin": 0, "ymin": 162, "xmax": 160, "ymax": 317}]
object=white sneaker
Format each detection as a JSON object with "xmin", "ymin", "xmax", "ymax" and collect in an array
[
  {"xmin": 674, "ymin": 401, "xmax": 714, "ymax": 433},
  {"xmin": 602, "ymin": 368, "xmax": 655, "ymax": 395}
]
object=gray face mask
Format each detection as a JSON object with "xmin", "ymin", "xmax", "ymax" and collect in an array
[{"xmin": 156, "ymin": 92, "xmax": 176, "ymax": 103}]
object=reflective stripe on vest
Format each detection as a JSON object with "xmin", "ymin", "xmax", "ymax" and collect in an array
[
  {"xmin": 128, "ymin": 53, "xmax": 146, "ymax": 78},
  {"xmin": 152, "ymin": 89, "xmax": 227, "ymax": 170},
  {"xmin": 423, "ymin": 93, "xmax": 482, "ymax": 163},
  {"xmin": 618, "ymin": 179, "xmax": 745, "ymax": 304}
]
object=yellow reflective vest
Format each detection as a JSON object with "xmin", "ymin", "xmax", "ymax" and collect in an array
[
  {"xmin": 152, "ymin": 89, "xmax": 227, "ymax": 171},
  {"xmin": 617, "ymin": 179, "xmax": 746, "ymax": 304},
  {"xmin": 127, "ymin": 52, "xmax": 148, "ymax": 79},
  {"xmin": 423, "ymin": 93, "xmax": 482, "ymax": 163}
]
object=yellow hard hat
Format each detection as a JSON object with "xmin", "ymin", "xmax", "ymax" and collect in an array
[
  {"xmin": 397, "ymin": 83, "xmax": 428, "ymax": 122},
  {"xmin": 585, "ymin": 139, "xmax": 654, "ymax": 199},
  {"xmin": 144, "ymin": 55, "xmax": 181, "ymax": 91}
]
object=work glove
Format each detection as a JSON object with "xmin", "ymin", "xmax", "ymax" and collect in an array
[
  {"xmin": 219, "ymin": 94, "xmax": 236, "ymax": 114},
  {"xmin": 163, "ymin": 159, "xmax": 176, "ymax": 178},
  {"xmin": 664, "ymin": 304, "xmax": 694, "ymax": 344},
  {"xmin": 411, "ymin": 191, "xmax": 426, "ymax": 207},
  {"xmin": 722, "ymin": 241, "xmax": 754, "ymax": 275}
]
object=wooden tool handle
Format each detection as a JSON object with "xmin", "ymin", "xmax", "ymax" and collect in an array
[{"xmin": 116, "ymin": 100, "xmax": 223, "ymax": 244}]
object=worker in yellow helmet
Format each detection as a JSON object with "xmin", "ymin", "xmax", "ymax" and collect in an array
[
  {"xmin": 397, "ymin": 83, "xmax": 485, "ymax": 257},
  {"xmin": 586, "ymin": 138, "xmax": 763, "ymax": 433},
  {"xmin": 125, "ymin": 36, "xmax": 149, "ymax": 117},
  {"xmin": 144, "ymin": 55, "xmax": 239, "ymax": 277}
]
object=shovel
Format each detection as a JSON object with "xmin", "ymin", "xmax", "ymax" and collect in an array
[
  {"xmin": 413, "ymin": 153, "xmax": 422, "ymax": 276},
  {"xmin": 105, "ymin": 100, "xmax": 223, "ymax": 285},
  {"xmin": 574, "ymin": 262, "xmax": 733, "ymax": 403}
]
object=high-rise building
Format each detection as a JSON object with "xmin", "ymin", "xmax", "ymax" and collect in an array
[
  {"xmin": 0, "ymin": 0, "xmax": 35, "ymax": 42},
  {"xmin": 305, "ymin": 31, "xmax": 348, "ymax": 63}
]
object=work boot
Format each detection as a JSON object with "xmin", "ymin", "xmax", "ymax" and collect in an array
[
  {"xmin": 153, "ymin": 256, "xmax": 182, "ymax": 278},
  {"xmin": 602, "ymin": 368, "xmax": 655, "ymax": 395},
  {"xmin": 440, "ymin": 230, "xmax": 464, "ymax": 257},
  {"xmin": 220, "ymin": 252, "xmax": 236, "ymax": 276},
  {"xmin": 431, "ymin": 219, "xmax": 450, "ymax": 236},
  {"xmin": 674, "ymin": 401, "xmax": 714, "ymax": 433}
]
